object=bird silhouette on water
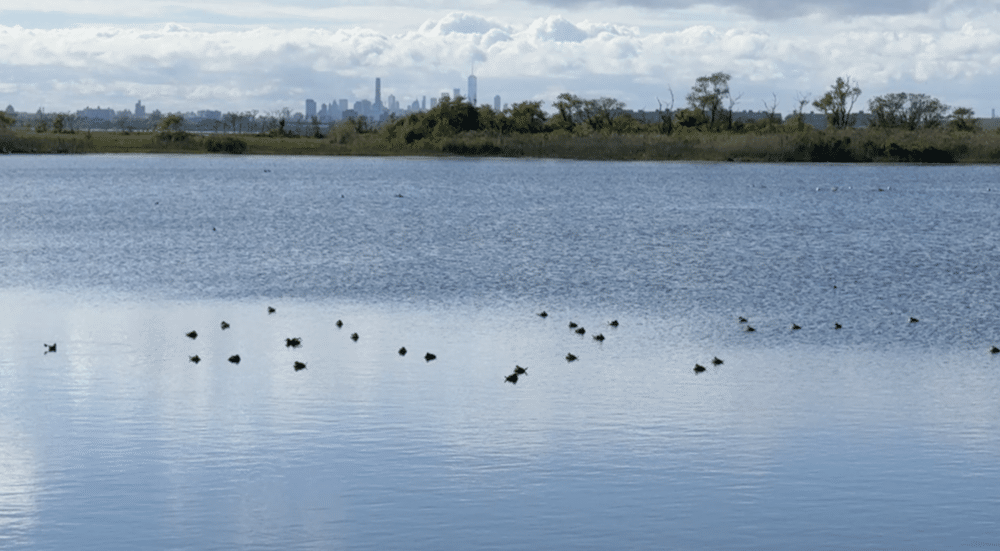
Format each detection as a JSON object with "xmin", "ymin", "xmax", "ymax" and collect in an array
[
  {"xmin": 424, "ymin": 352, "xmax": 436, "ymax": 362},
  {"xmin": 694, "ymin": 364, "xmax": 707, "ymax": 373},
  {"xmin": 268, "ymin": 306, "xmax": 276, "ymax": 314},
  {"xmin": 286, "ymin": 337, "xmax": 301, "ymax": 348},
  {"xmin": 609, "ymin": 320, "xmax": 619, "ymax": 327},
  {"xmin": 293, "ymin": 361, "xmax": 306, "ymax": 371},
  {"xmin": 791, "ymin": 324, "xmax": 801, "ymax": 330},
  {"xmin": 909, "ymin": 317, "xmax": 919, "ymax": 323},
  {"xmin": 221, "ymin": 321, "xmax": 230, "ymax": 330},
  {"xmin": 575, "ymin": 327, "xmax": 586, "ymax": 335},
  {"xmin": 44, "ymin": 343, "xmax": 57, "ymax": 354},
  {"xmin": 228, "ymin": 354, "xmax": 241, "ymax": 364},
  {"xmin": 712, "ymin": 357, "xmax": 723, "ymax": 365},
  {"xmin": 738, "ymin": 316, "xmax": 748, "ymax": 323},
  {"xmin": 593, "ymin": 333, "xmax": 605, "ymax": 341},
  {"xmin": 505, "ymin": 373, "xmax": 519, "ymax": 384},
  {"xmin": 744, "ymin": 325, "xmax": 756, "ymax": 332},
  {"xmin": 351, "ymin": 332, "xmax": 359, "ymax": 341},
  {"xmin": 565, "ymin": 353, "xmax": 578, "ymax": 362},
  {"xmin": 834, "ymin": 323, "xmax": 842, "ymax": 329},
  {"xmin": 336, "ymin": 320, "xmax": 343, "ymax": 328},
  {"xmin": 398, "ymin": 347, "xmax": 407, "ymax": 356},
  {"xmin": 186, "ymin": 330, "xmax": 198, "ymax": 339},
  {"xmin": 513, "ymin": 365, "xmax": 528, "ymax": 375},
  {"xmin": 569, "ymin": 322, "xmax": 578, "ymax": 329},
  {"xmin": 189, "ymin": 355, "xmax": 201, "ymax": 364},
  {"xmin": 537, "ymin": 311, "xmax": 548, "ymax": 318},
  {"xmin": 991, "ymin": 346, "xmax": 999, "ymax": 354}
]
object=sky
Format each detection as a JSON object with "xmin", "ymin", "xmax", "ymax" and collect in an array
[{"xmin": 1, "ymin": 0, "xmax": 999, "ymax": 117}]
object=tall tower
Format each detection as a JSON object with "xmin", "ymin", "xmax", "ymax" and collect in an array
[
  {"xmin": 468, "ymin": 74, "xmax": 477, "ymax": 106},
  {"xmin": 494, "ymin": 95, "xmax": 501, "ymax": 111},
  {"xmin": 374, "ymin": 78, "xmax": 383, "ymax": 111}
]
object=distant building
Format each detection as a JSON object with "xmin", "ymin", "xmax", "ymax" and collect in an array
[
  {"xmin": 374, "ymin": 78, "xmax": 383, "ymax": 112},
  {"xmin": 318, "ymin": 103, "xmax": 328, "ymax": 121},
  {"xmin": 453, "ymin": 88, "xmax": 461, "ymax": 101},
  {"xmin": 77, "ymin": 106, "xmax": 116, "ymax": 120},
  {"xmin": 422, "ymin": 96, "xmax": 427, "ymax": 110},
  {"xmin": 494, "ymin": 95, "xmax": 500, "ymax": 111},
  {"xmin": 196, "ymin": 110, "xmax": 222, "ymax": 121},
  {"xmin": 467, "ymin": 75, "xmax": 477, "ymax": 106},
  {"xmin": 305, "ymin": 99, "xmax": 317, "ymax": 119},
  {"xmin": 430, "ymin": 97, "xmax": 438, "ymax": 109},
  {"xmin": 134, "ymin": 100, "xmax": 146, "ymax": 118},
  {"xmin": 409, "ymin": 100, "xmax": 420, "ymax": 112}
]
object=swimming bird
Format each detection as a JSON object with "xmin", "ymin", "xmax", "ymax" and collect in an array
[
  {"xmin": 609, "ymin": 320, "xmax": 619, "ymax": 327},
  {"xmin": 575, "ymin": 327, "xmax": 586, "ymax": 335},
  {"xmin": 537, "ymin": 311, "xmax": 548, "ymax": 318},
  {"xmin": 513, "ymin": 365, "xmax": 528, "ymax": 375},
  {"xmin": 565, "ymin": 353, "xmax": 578, "ymax": 362},
  {"xmin": 186, "ymin": 330, "xmax": 198, "ymax": 339},
  {"xmin": 738, "ymin": 316, "xmax": 748, "ymax": 323},
  {"xmin": 293, "ymin": 361, "xmax": 306, "ymax": 371},
  {"xmin": 694, "ymin": 364, "xmax": 706, "ymax": 373},
  {"xmin": 268, "ymin": 306, "xmax": 276, "ymax": 314},
  {"xmin": 44, "ymin": 343, "xmax": 56, "ymax": 354},
  {"xmin": 398, "ymin": 347, "xmax": 407, "ymax": 356},
  {"xmin": 991, "ymin": 346, "xmax": 999, "ymax": 354},
  {"xmin": 569, "ymin": 322, "xmax": 578, "ymax": 329},
  {"xmin": 228, "ymin": 354, "xmax": 240, "ymax": 364},
  {"xmin": 834, "ymin": 323, "xmax": 842, "ymax": 329},
  {"xmin": 505, "ymin": 373, "xmax": 519, "ymax": 384},
  {"xmin": 351, "ymin": 332, "xmax": 359, "ymax": 341},
  {"xmin": 744, "ymin": 325, "xmax": 756, "ymax": 332},
  {"xmin": 336, "ymin": 320, "xmax": 343, "ymax": 328},
  {"xmin": 791, "ymin": 323, "xmax": 801, "ymax": 330},
  {"xmin": 712, "ymin": 357, "xmax": 723, "ymax": 365},
  {"xmin": 189, "ymin": 355, "xmax": 201, "ymax": 364},
  {"xmin": 593, "ymin": 333, "xmax": 605, "ymax": 341},
  {"xmin": 909, "ymin": 317, "xmax": 919, "ymax": 323},
  {"xmin": 285, "ymin": 337, "xmax": 301, "ymax": 348},
  {"xmin": 220, "ymin": 321, "xmax": 230, "ymax": 330},
  {"xmin": 424, "ymin": 352, "xmax": 436, "ymax": 362}
]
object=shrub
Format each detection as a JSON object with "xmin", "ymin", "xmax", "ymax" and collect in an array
[{"xmin": 204, "ymin": 136, "xmax": 249, "ymax": 154}]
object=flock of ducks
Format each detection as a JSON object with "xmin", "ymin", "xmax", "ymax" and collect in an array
[{"xmin": 39, "ymin": 308, "xmax": 1000, "ymax": 381}]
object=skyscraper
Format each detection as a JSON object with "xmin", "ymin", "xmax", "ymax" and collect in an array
[
  {"xmin": 374, "ymin": 78, "xmax": 383, "ymax": 111},
  {"xmin": 467, "ymin": 74, "xmax": 477, "ymax": 106},
  {"xmin": 134, "ymin": 99, "xmax": 146, "ymax": 118},
  {"xmin": 494, "ymin": 95, "xmax": 501, "ymax": 111},
  {"xmin": 305, "ymin": 99, "xmax": 317, "ymax": 119},
  {"xmin": 453, "ymin": 88, "xmax": 461, "ymax": 101}
]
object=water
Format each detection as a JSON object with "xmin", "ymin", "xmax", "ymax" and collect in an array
[{"xmin": 1, "ymin": 155, "xmax": 999, "ymax": 550}]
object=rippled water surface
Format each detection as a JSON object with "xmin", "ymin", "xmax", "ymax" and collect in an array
[{"xmin": 1, "ymin": 155, "xmax": 999, "ymax": 550}]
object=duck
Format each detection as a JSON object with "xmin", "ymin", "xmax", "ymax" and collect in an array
[
  {"xmin": 293, "ymin": 361, "xmax": 306, "ymax": 371},
  {"xmin": 220, "ymin": 321, "xmax": 230, "ymax": 330},
  {"xmin": 513, "ymin": 365, "xmax": 528, "ymax": 375},
  {"xmin": 738, "ymin": 316, "xmax": 748, "ymax": 323},
  {"xmin": 791, "ymin": 323, "xmax": 801, "ymax": 330},
  {"xmin": 569, "ymin": 322, "xmax": 578, "ymax": 329},
  {"xmin": 711, "ymin": 357, "xmax": 723, "ymax": 365},
  {"xmin": 350, "ymin": 332, "xmax": 359, "ymax": 341},
  {"xmin": 228, "ymin": 354, "xmax": 241, "ymax": 364},
  {"xmin": 990, "ymin": 346, "xmax": 999, "ymax": 354},
  {"xmin": 285, "ymin": 337, "xmax": 301, "ymax": 348},
  {"xmin": 694, "ymin": 364, "xmax": 706, "ymax": 373},
  {"xmin": 186, "ymin": 330, "xmax": 198, "ymax": 339},
  {"xmin": 44, "ymin": 343, "xmax": 57, "ymax": 353},
  {"xmin": 505, "ymin": 373, "xmax": 519, "ymax": 384},
  {"xmin": 609, "ymin": 320, "xmax": 619, "ymax": 327},
  {"xmin": 744, "ymin": 325, "xmax": 756, "ymax": 332},
  {"xmin": 834, "ymin": 323, "xmax": 842, "ymax": 329},
  {"xmin": 537, "ymin": 311, "xmax": 548, "ymax": 318},
  {"xmin": 398, "ymin": 347, "xmax": 407, "ymax": 356},
  {"xmin": 268, "ymin": 306, "xmax": 276, "ymax": 314},
  {"xmin": 593, "ymin": 333, "xmax": 605, "ymax": 341},
  {"xmin": 424, "ymin": 352, "xmax": 436, "ymax": 362},
  {"xmin": 909, "ymin": 317, "xmax": 919, "ymax": 323},
  {"xmin": 565, "ymin": 353, "xmax": 578, "ymax": 362},
  {"xmin": 189, "ymin": 355, "xmax": 201, "ymax": 364},
  {"xmin": 575, "ymin": 327, "xmax": 586, "ymax": 335},
  {"xmin": 336, "ymin": 320, "xmax": 343, "ymax": 328}
]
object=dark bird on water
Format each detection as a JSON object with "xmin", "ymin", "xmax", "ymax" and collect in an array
[
  {"xmin": 609, "ymin": 320, "xmax": 619, "ymax": 327},
  {"xmin": 336, "ymin": 320, "xmax": 343, "ymax": 328},
  {"xmin": 294, "ymin": 361, "xmax": 307, "ymax": 371},
  {"xmin": 909, "ymin": 317, "xmax": 919, "ymax": 323},
  {"xmin": 425, "ymin": 352, "xmax": 436, "ymax": 362},
  {"xmin": 744, "ymin": 325, "xmax": 756, "ymax": 332},
  {"xmin": 268, "ymin": 306, "xmax": 276, "ymax": 314},
  {"xmin": 228, "ymin": 354, "xmax": 241, "ymax": 364},
  {"xmin": 834, "ymin": 323, "xmax": 842, "ymax": 329},
  {"xmin": 593, "ymin": 333, "xmax": 605, "ymax": 341},
  {"xmin": 569, "ymin": 322, "xmax": 578, "ymax": 329},
  {"xmin": 575, "ymin": 327, "xmax": 586, "ymax": 335},
  {"xmin": 694, "ymin": 364, "xmax": 707, "ymax": 373},
  {"xmin": 991, "ymin": 346, "xmax": 999, "ymax": 354},
  {"xmin": 538, "ymin": 311, "xmax": 548, "ymax": 318},
  {"xmin": 351, "ymin": 332, "xmax": 359, "ymax": 341},
  {"xmin": 738, "ymin": 316, "xmax": 748, "ymax": 323},
  {"xmin": 398, "ymin": 347, "xmax": 407, "ymax": 356},
  {"xmin": 791, "ymin": 324, "xmax": 801, "ymax": 330},
  {"xmin": 186, "ymin": 331, "xmax": 198, "ymax": 339},
  {"xmin": 221, "ymin": 321, "xmax": 230, "ymax": 330},
  {"xmin": 505, "ymin": 373, "xmax": 519, "ymax": 384},
  {"xmin": 44, "ymin": 343, "xmax": 57, "ymax": 354},
  {"xmin": 286, "ymin": 337, "xmax": 301, "ymax": 348},
  {"xmin": 712, "ymin": 357, "xmax": 723, "ymax": 365},
  {"xmin": 513, "ymin": 365, "xmax": 528, "ymax": 375},
  {"xmin": 566, "ymin": 353, "xmax": 578, "ymax": 362},
  {"xmin": 189, "ymin": 355, "xmax": 201, "ymax": 364}
]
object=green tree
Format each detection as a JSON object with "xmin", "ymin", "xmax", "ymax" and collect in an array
[
  {"xmin": 686, "ymin": 72, "xmax": 732, "ymax": 131},
  {"xmin": 813, "ymin": 76, "xmax": 862, "ymax": 129},
  {"xmin": 949, "ymin": 107, "xmax": 977, "ymax": 132},
  {"xmin": 868, "ymin": 93, "xmax": 948, "ymax": 130},
  {"xmin": 34, "ymin": 109, "xmax": 48, "ymax": 133},
  {"xmin": 0, "ymin": 111, "xmax": 15, "ymax": 130},
  {"xmin": 157, "ymin": 114, "xmax": 184, "ymax": 132},
  {"xmin": 551, "ymin": 93, "xmax": 584, "ymax": 132},
  {"xmin": 504, "ymin": 101, "xmax": 547, "ymax": 134}
]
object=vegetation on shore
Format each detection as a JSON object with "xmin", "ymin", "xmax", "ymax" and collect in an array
[{"xmin": 3, "ymin": 75, "xmax": 1000, "ymax": 163}]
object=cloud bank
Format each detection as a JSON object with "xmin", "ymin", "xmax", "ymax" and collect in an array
[{"xmin": 1, "ymin": 7, "xmax": 999, "ymax": 116}]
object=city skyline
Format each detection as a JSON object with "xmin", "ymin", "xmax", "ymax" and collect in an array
[{"xmin": 1, "ymin": 2, "xmax": 999, "ymax": 117}]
